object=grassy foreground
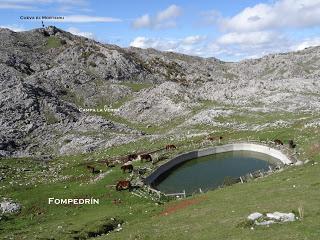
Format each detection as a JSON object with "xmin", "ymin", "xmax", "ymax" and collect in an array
[{"xmin": 0, "ymin": 126, "xmax": 320, "ymax": 240}]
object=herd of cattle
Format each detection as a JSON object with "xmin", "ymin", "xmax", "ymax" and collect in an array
[
  {"xmin": 84, "ymin": 144, "xmax": 178, "ymax": 191},
  {"xmin": 85, "ymin": 137, "xmax": 296, "ymax": 191}
]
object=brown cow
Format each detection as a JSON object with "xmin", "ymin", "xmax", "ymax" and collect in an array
[
  {"xmin": 128, "ymin": 154, "xmax": 138, "ymax": 162},
  {"xmin": 274, "ymin": 139, "xmax": 284, "ymax": 145},
  {"xmin": 138, "ymin": 154, "xmax": 152, "ymax": 162},
  {"xmin": 121, "ymin": 164, "xmax": 133, "ymax": 173},
  {"xmin": 116, "ymin": 180, "xmax": 131, "ymax": 191},
  {"xmin": 165, "ymin": 144, "xmax": 177, "ymax": 150}
]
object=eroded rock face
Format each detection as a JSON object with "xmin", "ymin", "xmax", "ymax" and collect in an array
[
  {"xmin": 184, "ymin": 109, "xmax": 234, "ymax": 126},
  {"xmin": 117, "ymin": 82, "xmax": 195, "ymax": 124},
  {"xmin": 1, "ymin": 26, "xmax": 320, "ymax": 157},
  {"xmin": 0, "ymin": 27, "xmax": 147, "ymax": 157}
]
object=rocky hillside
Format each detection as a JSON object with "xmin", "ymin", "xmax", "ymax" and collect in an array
[{"xmin": 1, "ymin": 26, "xmax": 319, "ymax": 158}]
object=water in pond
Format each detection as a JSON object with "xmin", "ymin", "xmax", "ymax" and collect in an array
[{"xmin": 153, "ymin": 150, "xmax": 280, "ymax": 195}]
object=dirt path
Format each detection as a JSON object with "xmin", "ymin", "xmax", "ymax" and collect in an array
[{"xmin": 159, "ymin": 196, "xmax": 208, "ymax": 216}]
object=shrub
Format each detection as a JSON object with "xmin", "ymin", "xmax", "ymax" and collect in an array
[
  {"xmin": 223, "ymin": 176, "xmax": 239, "ymax": 186},
  {"xmin": 80, "ymin": 51, "xmax": 93, "ymax": 60},
  {"xmin": 236, "ymin": 219, "xmax": 255, "ymax": 228}
]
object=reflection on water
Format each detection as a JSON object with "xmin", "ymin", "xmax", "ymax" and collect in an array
[{"xmin": 153, "ymin": 151, "xmax": 280, "ymax": 195}]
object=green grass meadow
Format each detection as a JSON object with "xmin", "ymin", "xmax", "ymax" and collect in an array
[{"xmin": 1, "ymin": 124, "xmax": 320, "ymax": 239}]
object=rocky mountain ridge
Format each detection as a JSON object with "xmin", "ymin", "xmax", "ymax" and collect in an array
[{"xmin": 0, "ymin": 26, "xmax": 319, "ymax": 158}]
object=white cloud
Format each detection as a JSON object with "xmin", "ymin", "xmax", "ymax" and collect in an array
[
  {"xmin": 291, "ymin": 37, "xmax": 320, "ymax": 51},
  {"xmin": 129, "ymin": 35, "xmax": 210, "ymax": 57},
  {"xmin": 128, "ymin": 0, "xmax": 320, "ymax": 61},
  {"xmin": 217, "ymin": 31, "xmax": 278, "ymax": 45},
  {"xmin": 63, "ymin": 15, "xmax": 121, "ymax": 23},
  {"xmin": 129, "ymin": 27, "xmax": 320, "ymax": 62},
  {"xmin": 132, "ymin": 14, "xmax": 151, "ymax": 28},
  {"xmin": 130, "ymin": 37, "xmax": 178, "ymax": 50},
  {"xmin": 200, "ymin": 0, "xmax": 320, "ymax": 61},
  {"xmin": 0, "ymin": 2, "xmax": 35, "ymax": 9},
  {"xmin": 67, "ymin": 27, "xmax": 94, "ymax": 39},
  {"xmin": 129, "ymin": 37, "xmax": 148, "ymax": 48},
  {"xmin": 182, "ymin": 35, "xmax": 206, "ymax": 45},
  {"xmin": 210, "ymin": 32, "xmax": 294, "ymax": 61},
  {"xmin": 132, "ymin": 4, "xmax": 181, "ymax": 29},
  {"xmin": 0, "ymin": 25, "xmax": 26, "ymax": 32},
  {"xmin": 156, "ymin": 4, "xmax": 181, "ymax": 22},
  {"xmin": 42, "ymin": 15, "xmax": 121, "ymax": 23},
  {"xmin": 218, "ymin": 0, "xmax": 320, "ymax": 32}
]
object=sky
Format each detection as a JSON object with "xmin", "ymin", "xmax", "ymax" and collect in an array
[{"xmin": 1, "ymin": 0, "xmax": 320, "ymax": 61}]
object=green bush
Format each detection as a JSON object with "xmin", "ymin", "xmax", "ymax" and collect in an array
[
  {"xmin": 80, "ymin": 51, "xmax": 93, "ymax": 60},
  {"xmin": 236, "ymin": 219, "xmax": 255, "ymax": 228},
  {"xmin": 222, "ymin": 176, "xmax": 239, "ymax": 186}
]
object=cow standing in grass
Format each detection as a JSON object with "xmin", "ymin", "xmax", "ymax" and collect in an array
[
  {"xmin": 288, "ymin": 140, "xmax": 296, "ymax": 148},
  {"xmin": 105, "ymin": 160, "xmax": 115, "ymax": 168},
  {"xmin": 127, "ymin": 154, "xmax": 138, "ymax": 162},
  {"xmin": 274, "ymin": 139, "xmax": 284, "ymax": 145},
  {"xmin": 138, "ymin": 154, "xmax": 152, "ymax": 162},
  {"xmin": 86, "ymin": 165, "xmax": 100, "ymax": 174},
  {"xmin": 116, "ymin": 180, "xmax": 131, "ymax": 191},
  {"xmin": 165, "ymin": 144, "xmax": 177, "ymax": 150},
  {"xmin": 121, "ymin": 164, "xmax": 133, "ymax": 173},
  {"xmin": 206, "ymin": 136, "xmax": 223, "ymax": 142}
]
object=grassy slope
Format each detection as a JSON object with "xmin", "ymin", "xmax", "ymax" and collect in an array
[
  {"xmin": 1, "ymin": 111, "xmax": 320, "ymax": 239},
  {"xmin": 107, "ymin": 161, "xmax": 320, "ymax": 240}
]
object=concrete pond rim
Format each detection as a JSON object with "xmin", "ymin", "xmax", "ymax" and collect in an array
[{"xmin": 144, "ymin": 142, "xmax": 297, "ymax": 190}]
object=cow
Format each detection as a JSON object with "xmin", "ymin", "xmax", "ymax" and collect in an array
[
  {"xmin": 116, "ymin": 180, "xmax": 131, "ymax": 191},
  {"xmin": 105, "ymin": 160, "xmax": 115, "ymax": 168},
  {"xmin": 128, "ymin": 154, "xmax": 138, "ymax": 162},
  {"xmin": 288, "ymin": 140, "xmax": 296, "ymax": 149},
  {"xmin": 165, "ymin": 144, "xmax": 177, "ymax": 150},
  {"xmin": 138, "ymin": 154, "xmax": 152, "ymax": 162},
  {"xmin": 121, "ymin": 164, "xmax": 133, "ymax": 173},
  {"xmin": 86, "ymin": 165, "xmax": 100, "ymax": 174},
  {"xmin": 274, "ymin": 139, "xmax": 284, "ymax": 145}
]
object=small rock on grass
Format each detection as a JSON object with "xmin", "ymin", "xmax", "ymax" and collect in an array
[
  {"xmin": 0, "ymin": 198, "xmax": 21, "ymax": 215},
  {"xmin": 247, "ymin": 212, "xmax": 263, "ymax": 221}
]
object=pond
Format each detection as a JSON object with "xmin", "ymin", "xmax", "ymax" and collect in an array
[{"xmin": 152, "ymin": 150, "xmax": 281, "ymax": 195}]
